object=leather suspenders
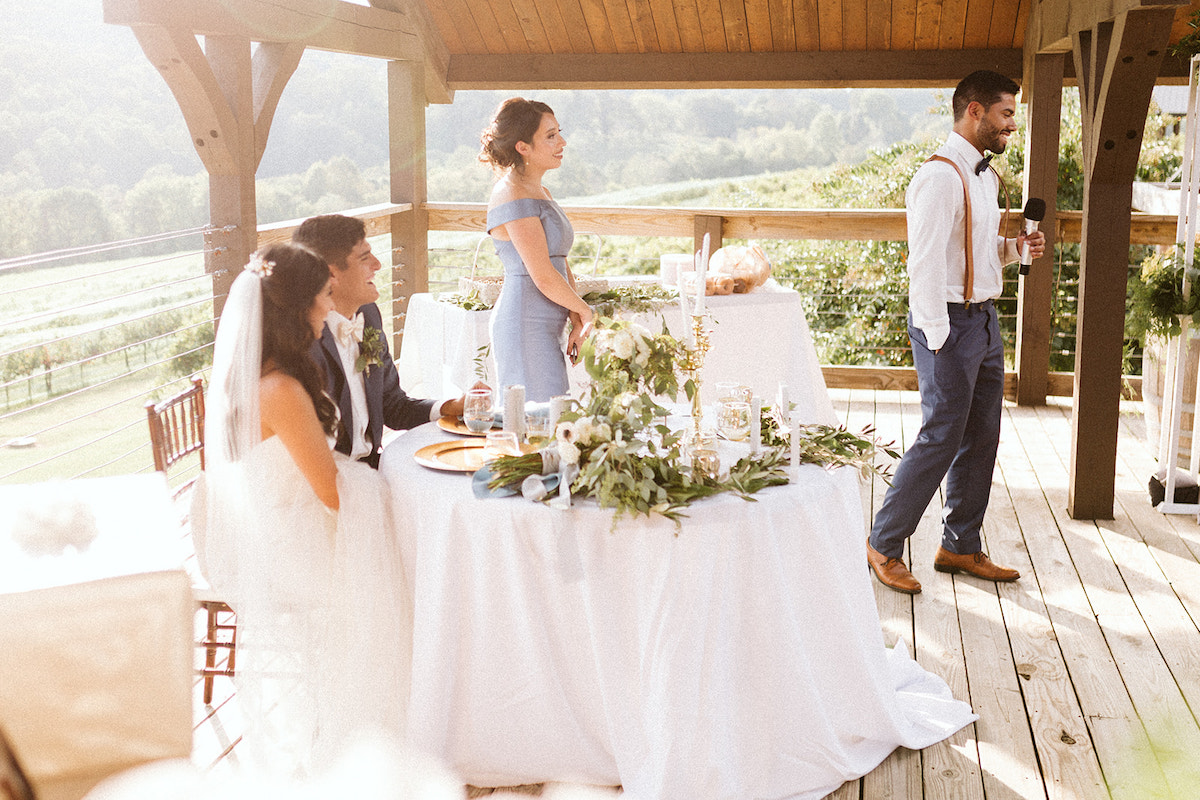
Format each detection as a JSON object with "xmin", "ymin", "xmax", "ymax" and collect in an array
[{"xmin": 923, "ymin": 155, "xmax": 1011, "ymax": 306}]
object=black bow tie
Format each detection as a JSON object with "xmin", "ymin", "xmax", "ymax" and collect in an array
[{"xmin": 974, "ymin": 154, "xmax": 994, "ymax": 175}]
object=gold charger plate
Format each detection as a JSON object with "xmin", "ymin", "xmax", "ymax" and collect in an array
[
  {"xmin": 436, "ymin": 415, "xmax": 491, "ymax": 437},
  {"xmin": 414, "ymin": 439, "xmax": 490, "ymax": 472}
]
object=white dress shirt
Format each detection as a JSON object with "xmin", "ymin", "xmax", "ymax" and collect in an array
[
  {"xmin": 328, "ymin": 310, "xmax": 373, "ymax": 459},
  {"xmin": 905, "ymin": 131, "xmax": 1020, "ymax": 351}
]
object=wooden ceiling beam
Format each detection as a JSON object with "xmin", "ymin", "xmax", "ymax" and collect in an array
[
  {"xmin": 446, "ymin": 49, "xmax": 1025, "ymax": 88},
  {"xmin": 1027, "ymin": 0, "xmax": 1188, "ymax": 53},
  {"xmin": 367, "ymin": 0, "xmax": 453, "ymax": 103},
  {"xmin": 104, "ymin": 0, "xmax": 425, "ymax": 63}
]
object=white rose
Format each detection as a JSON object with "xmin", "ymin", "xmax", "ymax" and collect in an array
[
  {"xmin": 558, "ymin": 440, "xmax": 581, "ymax": 466},
  {"xmin": 595, "ymin": 422, "xmax": 612, "ymax": 442},
  {"xmin": 612, "ymin": 330, "xmax": 636, "ymax": 361},
  {"xmin": 575, "ymin": 419, "xmax": 594, "ymax": 445},
  {"xmin": 594, "ymin": 330, "xmax": 616, "ymax": 356}
]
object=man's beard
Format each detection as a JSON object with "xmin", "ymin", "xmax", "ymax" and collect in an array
[{"xmin": 980, "ymin": 120, "xmax": 1009, "ymax": 154}]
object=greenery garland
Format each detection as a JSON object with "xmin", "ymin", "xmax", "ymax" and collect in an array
[{"xmin": 484, "ymin": 315, "xmax": 898, "ymax": 524}]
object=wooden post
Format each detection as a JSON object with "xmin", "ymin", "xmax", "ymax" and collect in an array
[
  {"xmin": 1068, "ymin": 9, "xmax": 1175, "ymax": 519},
  {"xmin": 205, "ymin": 36, "xmax": 258, "ymax": 324},
  {"xmin": 1016, "ymin": 52, "xmax": 1064, "ymax": 406},
  {"xmin": 125, "ymin": 24, "xmax": 302, "ymax": 326},
  {"xmin": 694, "ymin": 214, "xmax": 723, "ymax": 259},
  {"xmin": 388, "ymin": 60, "xmax": 428, "ymax": 356}
]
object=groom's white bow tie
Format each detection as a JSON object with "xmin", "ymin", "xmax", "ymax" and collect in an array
[{"xmin": 334, "ymin": 313, "xmax": 364, "ymax": 348}]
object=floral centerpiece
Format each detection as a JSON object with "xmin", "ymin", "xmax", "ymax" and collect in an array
[{"xmin": 483, "ymin": 316, "xmax": 894, "ymax": 523}]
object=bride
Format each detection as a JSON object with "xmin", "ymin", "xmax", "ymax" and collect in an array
[{"xmin": 201, "ymin": 243, "xmax": 412, "ymax": 776}]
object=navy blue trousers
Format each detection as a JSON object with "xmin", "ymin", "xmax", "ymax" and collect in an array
[{"xmin": 869, "ymin": 300, "xmax": 1004, "ymax": 559}]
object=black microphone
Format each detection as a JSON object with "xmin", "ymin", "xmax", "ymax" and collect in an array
[{"xmin": 1019, "ymin": 198, "xmax": 1046, "ymax": 276}]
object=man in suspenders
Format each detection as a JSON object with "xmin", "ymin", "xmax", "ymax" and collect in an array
[{"xmin": 867, "ymin": 70, "xmax": 1046, "ymax": 594}]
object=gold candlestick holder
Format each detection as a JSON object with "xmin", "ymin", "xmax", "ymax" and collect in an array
[{"xmin": 681, "ymin": 313, "xmax": 711, "ymax": 447}]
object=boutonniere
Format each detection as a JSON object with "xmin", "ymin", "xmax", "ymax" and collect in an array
[{"xmin": 355, "ymin": 326, "xmax": 385, "ymax": 373}]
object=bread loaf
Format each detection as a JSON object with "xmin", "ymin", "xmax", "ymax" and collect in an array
[{"xmin": 707, "ymin": 244, "xmax": 771, "ymax": 292}]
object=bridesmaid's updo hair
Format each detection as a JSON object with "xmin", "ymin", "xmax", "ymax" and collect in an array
[
  {"xmin": 479, "ymin": 97, "xmax": 554, "ymax": 172},
  {"xmin": 252, "ymin": 243, "xmax": 338, "ymax": 436}
]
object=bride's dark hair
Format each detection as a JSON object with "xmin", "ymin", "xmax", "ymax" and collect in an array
[
  {"xmin": 253, "ymin": 243, "xmax": 338, "ymax": 436},
  {"xmin": 479, "ymin": 97, "xmax": 554, "ymax": 172}
]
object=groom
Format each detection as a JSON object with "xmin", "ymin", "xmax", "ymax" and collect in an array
[{"xmin": 294, "ymin": 214, "xmax": 468, "ymax": 468}]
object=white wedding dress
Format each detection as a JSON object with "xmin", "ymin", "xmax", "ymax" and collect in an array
[
  {"xmin": 201, "ymin": 266, "xmax": 413, "ymax": 778},
  {"xmin": 229, "ymin": 435, "xmax": 413, "ymax": 776}
]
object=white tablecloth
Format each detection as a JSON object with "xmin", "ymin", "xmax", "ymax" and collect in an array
[
  {"xmin": 381, "ymin": 425, "xmax": 976, "ymax": 799},
  {"xmin": 397, "ymin": 282, "xmax": 836, "ymax": 425}
]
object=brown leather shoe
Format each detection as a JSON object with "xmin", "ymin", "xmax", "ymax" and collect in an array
[
  {"xmin": 867, "ymin": 542, "xmax": 922, "ymax": 594},
  {"xmin": 933, "ymin": 547, "xmax": 1020, "ymax": 582}
]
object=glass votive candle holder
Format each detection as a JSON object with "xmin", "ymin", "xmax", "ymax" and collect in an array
[
  {"xmin": 525, "ymin": 414, "xmax": 553, "ymax": 447},
  {"xmin": 484, "ymin": 430, "xmax": 521, "ymax": 460}
]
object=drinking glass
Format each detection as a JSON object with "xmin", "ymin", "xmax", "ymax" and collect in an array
[
  {"xmin": 484, "ymin": 430, "xmax": 521, "ymax": 460},
  {"xmin": 525, "ymin": 414, "xmax": 553, "ymax": 447},
  {"xmin": 715, "ymin": 381, "xmax": 740, "ymax": 403},
  {"xmin": 717, "ymin": 401, "xmax": 752, "ymax": 442},
  {"xmin": 463, "ymin": 388, "xmax": 494, "ymax": 433}
]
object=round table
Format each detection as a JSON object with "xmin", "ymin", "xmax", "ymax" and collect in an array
[{"xmin": 381, "ymin": 424, "xmax": 975, "ymax": 799}]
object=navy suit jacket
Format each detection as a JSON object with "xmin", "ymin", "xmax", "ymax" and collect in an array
[{"xmin": 311, "ymin": 303, "xmax": 435, "ymax": 468}]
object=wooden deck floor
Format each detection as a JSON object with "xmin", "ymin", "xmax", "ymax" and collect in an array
[{"xmin": 192, "ymin": 390, "xmax": 1200, "ymax": 799}]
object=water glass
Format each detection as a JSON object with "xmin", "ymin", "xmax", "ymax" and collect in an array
[
  {"xmin": 463, "ymin": 387, "xmax": 494, "ymax": 433},
  {"xmin": 484, "ymin": 430, "xmax": 521, "ymax": 460},
  {"xmin": 715, "ymin": 381, "xmax": 753, "ymax": 405},
  {"xmin": 525, "ymin": 414, "xmax": 553, "ymax": 447},
  {"xmin": 717, "ymin": 401, "xmax": 752, "ymax": 442}
]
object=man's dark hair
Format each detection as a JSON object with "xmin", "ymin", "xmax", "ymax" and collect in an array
[
  {"xmin": 292, "ymin": 214, "xmax": 366, "ymax": 270},
  {"xmin": 952, "ymin": 70, "xmax": 1021, "ymax": 120}
]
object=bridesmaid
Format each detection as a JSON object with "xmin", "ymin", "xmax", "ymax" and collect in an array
[{"xmin": 479, "ymin": 98, "xmax": 594, "ymax": 402}]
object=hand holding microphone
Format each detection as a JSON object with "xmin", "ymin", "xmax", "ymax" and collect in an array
[{"xmin": 1019, "ymin": 198, "xmax": 1047, "ymax": 276}]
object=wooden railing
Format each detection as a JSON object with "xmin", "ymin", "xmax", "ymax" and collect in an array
[{"xmin": 258, "ymin": 202, "xmax": 1177, "ymax": 401}]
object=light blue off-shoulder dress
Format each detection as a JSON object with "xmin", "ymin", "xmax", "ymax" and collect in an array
[{"xmin": 487, "ymin": 198, "xmax": 575, "ymax": 402}]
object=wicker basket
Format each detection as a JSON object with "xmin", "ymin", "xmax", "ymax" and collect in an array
[{"xmin": 459, "ymin": 233, "xmax": 608, "ymax": 307}]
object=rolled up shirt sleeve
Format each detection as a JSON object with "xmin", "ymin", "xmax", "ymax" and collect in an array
[{"xmin": 905, "ymin": 164, "xmax": 960, "ymax": 352}]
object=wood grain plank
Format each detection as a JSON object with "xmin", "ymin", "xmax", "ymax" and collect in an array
[
  {"xmin": 891, "ymin": 0, "xmax": 916, "ymax": 50},
  {"xmin": 859, "ymin": 388, "xmax": 925, "ymax": 800},
  {"xmin": 936, "ymin": 0, "xmax": 968, "ymax": 50},
  {"xmin": 908, "ymin": 463, "xmax": 986, "ymax": 800},
  {"xmin": 555, "ymin": 0, "xmax": 600, "ymax": 51},
  {"xmin": 1010, "ymin": 0, "xmax": 1031, "ymax": 50},
  {"xmin": 842, "ymin": 0, "xmax": 867, "ymax": 51},
  {"xmin": 912, "ymin": 0, "xmax": 941, "ymax": 50},
  {"xmin": 717, "ymin": 0, "xmax": 752, "ymax": 51},
  {"xmin": 1016, "ymin": 404, "xmax": 1175, "ymax": 798},
  {"xmin": 578, "ymin": 0, "xmax": 620, "ymax": 52},
  {"xmin": 744, "ymin": 0, "xmax": 776, "ymax": 52},
  {"xmin": 455, "ymin": 0, "xmax": 507, "ymax": 54},
  {"xmin": 989, "ymin": 410, "xmax": 1108, "ymax": 799},
  {"xmin": 446, "ymin": 0, "xmax": 492, "ymax": 53},
  {"xmin": 866, "ymin": 0, "xmax": 892, "ymax": 50},
  {"xmin": 671, "ymin": 0, "xmax": 708, "ymax": 51},
  {"xmin": 987, "ymin": 0, "xmax": 1020, "ymax": 51},
  {"xmin": 816, "ymin": 0, "xmax": 843, "ymax": 50},
  {"xmin": 961, "ymin": 0, "xmax": 992, "ymax": 50},
  {"xmin": 508, "ymin": 0, "xmax": 554, "ymax": 52},
  {"xmin": 485, "ymin": 0, "xmax": 534, "ymax": 54},
  {"xmin": 691, "ymin": 0, "xmax": 730, "ymax": 50},
  {"xmin": 647, "ymin": 0, "xmax": 685, "ymax": 51},
  {"xmin": 426, "ymin": 0, "xmax": 468, "ymax": 54},
  {"xmin": 626, "ymin": 0, "xmax": 663, "ymax": 50},
  {"xmin": 793, "ymin": 0, "xmax": 820, "ymax": 50},
  {"xmin": 766, "ymin": 0, "xmax": 797, "ymax": 51},
  {"xmin": 600, "ymin": 0, "xmax": 642, "ymax": 50},
  {"xmin": 535, "ymin": 0, "xmax": 577, "ymax": 53}
]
